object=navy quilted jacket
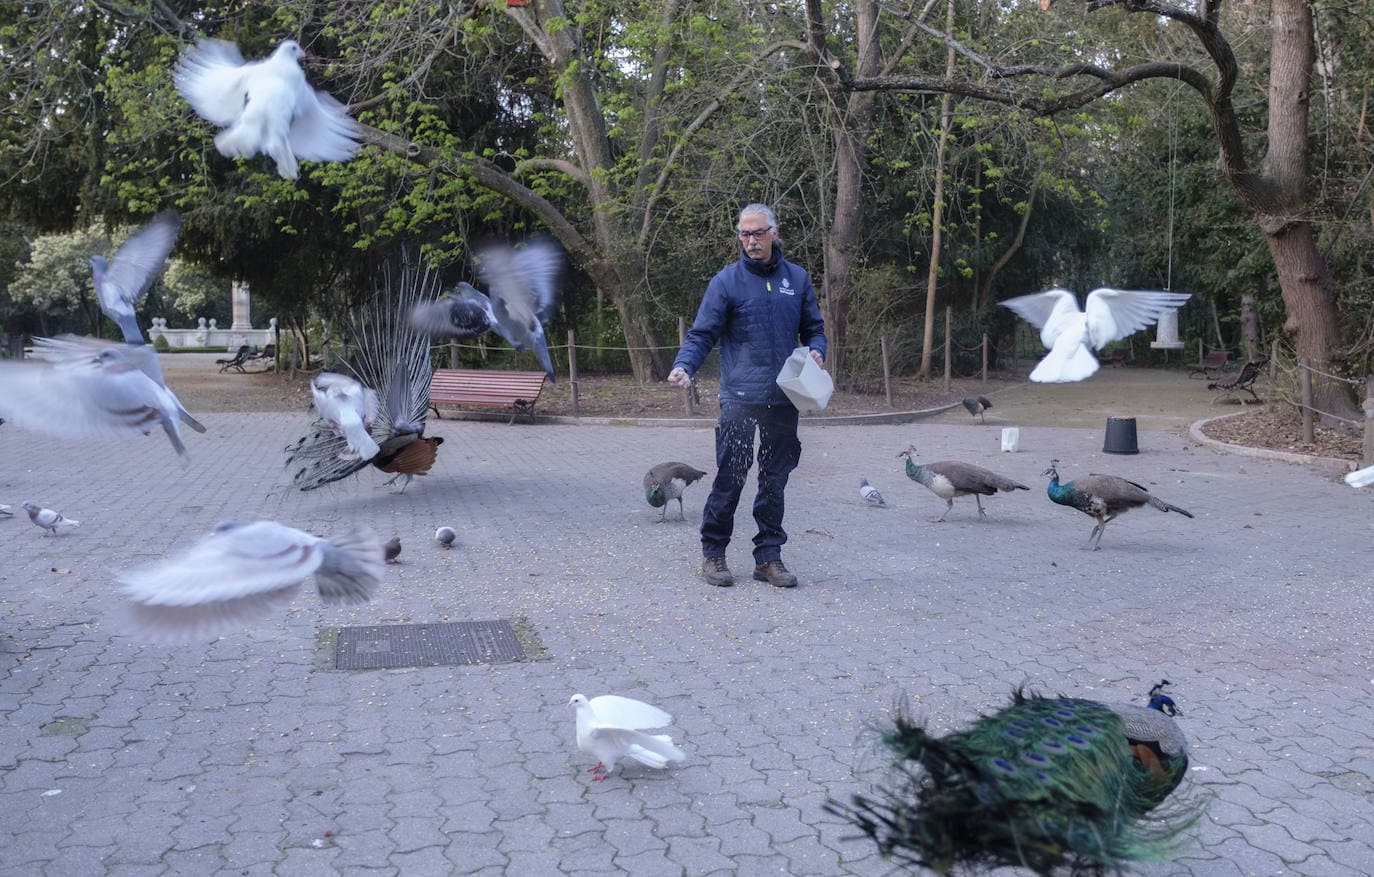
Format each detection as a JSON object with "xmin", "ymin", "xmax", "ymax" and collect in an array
[{"xmin": 673, "ymin": 244, "xmax": 827, "ymax": 406}]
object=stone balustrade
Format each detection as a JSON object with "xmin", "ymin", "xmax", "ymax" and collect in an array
[{"xmin": 148, "ymin": 316, "xmax": 277, "ymax": 351}]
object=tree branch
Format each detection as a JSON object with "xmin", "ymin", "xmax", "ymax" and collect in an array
[{"xmin": 514, "ymin": 157, "xmax": 592, "ymax": 190}]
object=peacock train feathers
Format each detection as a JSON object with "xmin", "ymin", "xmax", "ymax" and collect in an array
[
  {"xmin": 286, "ymin": 252, "xmax": 438, "ymax": 491},
  {"xmin": 830, "ymin": 682, "xmax": 1201, "ymax": 876}
]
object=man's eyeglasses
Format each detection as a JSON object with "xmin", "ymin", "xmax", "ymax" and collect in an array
[{"xmin": 738, "ymin": 227, "xmax": 773, "ymax": 240}]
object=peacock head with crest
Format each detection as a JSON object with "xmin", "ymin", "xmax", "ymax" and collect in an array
[
  {"xmin": 1147, "ymin": 679, "xmax": 1181, "ymax": 716},
  {"xmin": 645, "ymin": 482, "xmax": 667, "ymax": 508},
  {"xmin": 898, "ymin": 445, "xmax": 921, "ymax": 478}
]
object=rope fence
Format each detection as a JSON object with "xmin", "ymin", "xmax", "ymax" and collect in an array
[{"xmin": 1267, "ymin": 339, "xmax": 1372, "ymax": 462}]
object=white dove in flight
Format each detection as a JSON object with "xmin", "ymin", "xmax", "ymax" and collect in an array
[
  {"xmin": 175, "ymin": 38, "xmax": 361, "ymax": 180},
  {"xmin": 310, "ymin": 372, "xmax": 381, "ymax": 461},
  {"xmin": 1001, "ymin": 288, "xmax": 1192, "ymax": 383},
  {"xmin": 568, "ymin": 694, "xmax": 686, "ymax": 781},
  {"xmin": 119, "ymin": 520, "xmax": 384, "ymax": 642}
]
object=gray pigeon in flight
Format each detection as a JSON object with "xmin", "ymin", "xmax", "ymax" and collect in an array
[
  {"xmin": 89, "ymin": 211, "xmax": 206, "ymax": 436},
  {"xmin": 119, "ymin": 520, "xmax": 384, "ymax": 642},
  {"xmin": 175, "ymin": 38, "xmax": 362, "ymax": 180},
  {"xmin": 0, "ymin": 336, "xmax": 198, "ymax": 455},
  {"xmin": 22, "ymin": 502, "xmax": 80, "ymax": 535},
  {"xmin": 409, "ymin": 237, "xmax": 564, "ymax": 382}
]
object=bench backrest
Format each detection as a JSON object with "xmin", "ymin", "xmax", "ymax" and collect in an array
[
  {"xmin": 430, "ymin": 369, "xmax": 547, "ymax": 403},
  {"xmin": 1201, "ymin": 350, "xmax": 1229, "ymax": 368}
]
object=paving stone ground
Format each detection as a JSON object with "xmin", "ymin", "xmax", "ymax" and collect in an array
[{"xmin": 1, "ymin": 367, "xmax": 1371, "ymax": 875}]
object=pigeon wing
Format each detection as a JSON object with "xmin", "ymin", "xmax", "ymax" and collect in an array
[
  {"xmin": 588, "ymin": 695, "xmax": 673, "ymax": 729},
  {"xmin": 1083, "ymin": 288, "xmax": 1193, "ymax": 349},
  {"xmin": 174, "ymin": 39, "xmax": 253, "ymax": 127},
  {"xmin": 1000, "ymin": 289, "xmax": 1082, "ymax": 350},
  {"xmin": 509, "ymin": 236, "xmax": 565, "ymax": 323},
  {"xmin": 287, "ymin": 86, "xmax": 362, "ymax": 163},
  {"xmin": 588, "ymin": 728, "xmax": 685, "ymax": 768},
  {"xmin": 409, "ymin": 287, "xmax": 494, "ymax": 340}
]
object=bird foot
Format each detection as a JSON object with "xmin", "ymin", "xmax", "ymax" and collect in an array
[
  {"xmin": 588, "ymin": 763, "xmax": 604, "ymax": 773},
  {"xmin": 592, "ymin": 772, "xmax": 610, "ymax": 782},
  {"xmin": 927, "ymin": 517, "xmax": 947, "ymax": 524}
]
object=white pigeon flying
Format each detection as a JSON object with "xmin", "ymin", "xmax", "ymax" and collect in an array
[
  {"xmin": 858, "ymin": 476, "xmax": 887, "ymax": 507},
  {"xmin": 1345, "ymin": 464, "xmax": 1374, "ymax": 489},
  {"xmin": 22, "ymin": 502, "xmax": 79, "ymax": 535},
  {"xmin": 568, "ymin": 693, "xmax": 686, "ymax": 781},
  {"xmin": 174, "ymin": 38, "xmax": 361, "ymax": 180},
  {"xmin": 1000, "ymin": 288, "xmax": 1192, "ymax": 383},
  {"xmin": 119, "ymin": 520, "xmax": 384, "ymax": 642},
  {"xmin": 0, "ymin": 336, "xmax": 196, "ymax": 455},
  {"xmin": 310, "ymin": 372, "xmax": 381, "ymax": 461},
  {"xmin": 91, "ymin": 212, "xmax": 206, "ymax": 436}
]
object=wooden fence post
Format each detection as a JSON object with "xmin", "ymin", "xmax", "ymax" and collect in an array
[
  {"xmin": 880, "ymin": 335, "xmax": 893, "ymax": 408},
  {"xmin": 679, "ymin": 316, "xmax": 696, "ymax": 416},
  {"xmin": 1299, "ymin": 358, "xmax": 1314, "ymax": 443},
  {"xmin": 1364, "ymin": 377, "xmax": 1374, "ymax": 467},
  {"xmin": 981, "ymin": 333, "xmax": 988, "ymax": 383},
  {"xmin": 1269, "ymin": 338, "xmax": 1279, "ymax": 384},
  {"xmin": 943, "ymin": 306, "xmax": 952, "ymax": 393},
  {"xmin": 448, "ymin": 339, "xmax": 457, "ymax": 369},
  {"xmin": 567, "ymin": 329, "xmax": 579, "ymax": 417}
]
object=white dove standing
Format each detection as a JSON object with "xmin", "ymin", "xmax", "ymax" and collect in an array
[
  {"xmin": 0, "ymin": 336, "xmax": 197, "ymax": 455},
  {"xmin": 568, "ymin": 694, "xmax": 686, "ymax": 781},
  {"xmin": 858, "ymin": 476, "xmax": 887, "ymax": 507},
  {"xmin": 310, "ymin": 372, "xmax": 381, "ymax": 461},
  {"xmin": 1001, "ymin": 288, "xmax": 1192, "ymax": 383},
  {"xmin": 174, "ymin": 38, "xmax": 361, "ymax": 180},
  {"xmin": 22, "ymin": 502, "xmax": 79, "ymax": 535},
  {"xmin": 119, "ymin": 520, "xmax": 384, "ymax": 642}
]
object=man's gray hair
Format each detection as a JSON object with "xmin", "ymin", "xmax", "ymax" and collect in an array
[{"xmin": 737, "ymin": 203, "xmax": 777, "ymax": 230}]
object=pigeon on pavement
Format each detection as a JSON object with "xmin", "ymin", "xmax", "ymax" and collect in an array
[
  {"xmin": 961, "ymin": 396, "xmax": 992, "ymax": 423},
  {"xmin": 174, "ymin": 38, "xmax": 361, "ymax": 180},
  {"xmin": 22, "ymin": 502, "xmax": 80, "ymax": 535},
  {"xmin": 383, "ymin": 536, "xmax": 401, "ymax": 564},
  {"xmin": 310, "ymin": 372, "xmax": 381, "ymax": 461},
  {"xmin": 858, "ymin": 476, "xmax": 887, "ymax": 507},
  {"xmin": 410, "ymin": 237, "xmax": 564, "ymax": 382},
  {"xmin": 568, "ymin": 694, "xmax": 686, "ymax": 781},
  {"xmin": 1001, "ymin": 288, "xmax": 1191, "ymax": 382},
  {"xmin": 435, "ymin": 526, "xmax": 456, "ymax": 549},
  {"xmin": 0, "ymin": 336, "xmax": 198, "ymax": 455},
  {"xmin": 119, "ymin": 520, "xmax": 384, "ymax": 641}
]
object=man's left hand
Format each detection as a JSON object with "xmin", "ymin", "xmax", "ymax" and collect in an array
[{"xmin": 809, "ymin": 350, "xmax": 825, "ymax": 369}]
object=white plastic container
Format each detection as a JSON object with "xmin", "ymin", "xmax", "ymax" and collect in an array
[
  {"xmin": 1001, "ymin": 427, "xmax": 1020, "ymax": 453},
  {"xmin": 776, "ymin": 346, "xmax": 834, "ymax": 412}
]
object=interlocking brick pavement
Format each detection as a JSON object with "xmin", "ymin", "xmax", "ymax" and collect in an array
[{"xmin": 1, "ymin": 406, "xmax": 1371, "ymax": 875}]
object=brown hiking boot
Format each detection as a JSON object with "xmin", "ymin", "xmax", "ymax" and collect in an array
[
  {"xmin": 701, "ymin": 556, "xmax": 734, "ymax": 587},
  {"xmin": 753, "ymin": 560, "xmax": 798, "ymax": 588}
]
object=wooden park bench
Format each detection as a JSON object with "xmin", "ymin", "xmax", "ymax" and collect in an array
[
  {"xmin": 243, "ymin": 343, "xmax": 277, "ymax": 370},
  {"xmin": 1101, "ymin": 347, "xmax": 1130, "ymax": 367},
  {"xmin": 429, "ymin": 368, "xmax": 548, "ymax": 423},
  {"xmin": 216, "ymin": 344, "xmax": 254, "ymax": 373},
  {"xmin": 1208, "ymin": 357, "xmax": 1268, "ymax": 404},
  {"xmin": 1188, "ymin": 349, "xmax": 1230, "ymax": 378}
]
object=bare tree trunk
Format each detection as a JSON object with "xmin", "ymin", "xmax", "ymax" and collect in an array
[{"xmin": 919, "ymin": 0, "xmax": 956, "ymax": 380}]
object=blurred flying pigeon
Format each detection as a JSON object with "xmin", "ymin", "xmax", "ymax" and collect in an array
[
  {"xmin": 858, "ymin": 476, "xmax": 887, "ymax": 507},
  {"xmin": 90, "ymin": 211, "xmax": 206, "ymax": 436},
  {"xmin": 0, "ymin": 504, "xmax": 12, "ymax": 517},
  {"xmin": 118, "ymin": 520, "xmax": 384, "ymax": 642},
  {"xmin": 643, "ymin": 462, "xmax": 707, "ymax": 522},
  {"xmin": 0, "ymin": 336, "xmax": 198, "ymax": 455},
  {"xmin": 568, "ymin": 694, "xmax": 686, "ymax": 781},
  {"xmin": 383, "ymin": 536, "xmax": 401, "ymax": 564},
  {"xmin": 1345, "ymin": 464, "xmax": 1374, "ymax": 489},
  {"xmin": 435, "ymin": 526, "xmax": 456, "ymax": 549},
  {"xmin": 409, "ymin": 237, "xmax": 564, "ymax": 382},
  {"xmin": 1001, "ymin": 288, "xmax": 1191, "ymax": 382},
  {"xmin": 22, "ymin": 502, "xmax": 79, "ymax": 535},
  {"xmin": 962, "ymin": 396, "xmax": 992, "ymax": 423},
  {"xmin": 174, "ymin": 38, "xmax": 361, "ymax": 180},
  {"xmin": 310, "ymin": 372, "xmax": 381, "ymax": 461}
]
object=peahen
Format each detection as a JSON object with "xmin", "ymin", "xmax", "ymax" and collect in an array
[
  {"xmin": 285, "ymin": 254, "xmax": 439, "ymax": 491},
  {"xmin": 961, "ymin": 396, "xmax": 992, "ymax": 423},
  {"xmin": 900, "ymin": 446, "xmax": 1028, "ymax": 522},
  {"xmin": 829, "ymin": 681, "xmax": 1198, "ymax": 876},
  {"xmin": 643, "ymin": 462, "xmax": 708, "ymax": 522},
  {"xmin": 1043, "ymin": 459, "xmax": 1193, "ymax": 550}
]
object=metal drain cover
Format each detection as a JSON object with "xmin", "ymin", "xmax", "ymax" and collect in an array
[{"xmin": 334, "ymin": 620, "xmax": 526, "ymax": 670}]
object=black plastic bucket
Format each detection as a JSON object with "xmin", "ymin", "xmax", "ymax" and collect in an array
[{"xmin": 1103, "ymin": 417, "xmax": 1139, "ymax": 454}]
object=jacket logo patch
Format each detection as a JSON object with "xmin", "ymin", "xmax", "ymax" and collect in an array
[{"xmin": 780, "ymin": 277, "xmax": 794, "ymax": 295}]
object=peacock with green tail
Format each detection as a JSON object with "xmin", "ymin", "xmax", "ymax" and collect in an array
[
  {"xmin": 1043, "ymin": 459, "xmax": 1194, "ymax": 550},
  {"xmin": 899, "ymin": 446, "xmax": 1028, "ymax": 522},
  {"xmin": 830, "ymin": 681, "xmax": 1199, "ymax": 876}
]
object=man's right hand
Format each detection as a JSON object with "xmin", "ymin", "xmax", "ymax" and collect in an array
[{"xmin": 667, "ymin": 367, "xmax": 692, "ymax": 389}]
